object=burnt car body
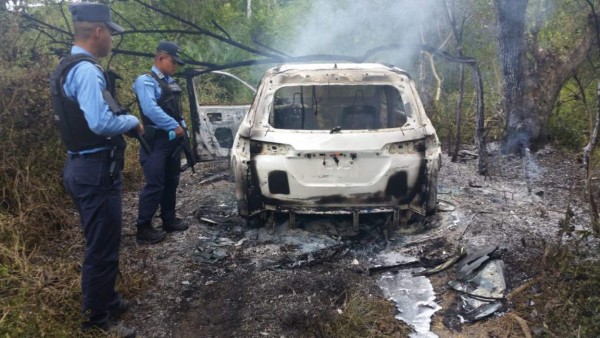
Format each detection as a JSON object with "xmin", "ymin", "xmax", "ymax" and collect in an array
[
  {"xmin": 186, "ymin": 70, "xmax": 255, "ymax": 161},
  {"xmin": 228, "ymin": 63, "xmax": 441, "ymax": 227}
]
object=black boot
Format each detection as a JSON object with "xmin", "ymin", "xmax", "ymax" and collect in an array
[
  {"xmin": 109, "ymin": 293, "xmax": 130, "ymax": 321},
  {"xmin": 82, "ymin": 310, "xmax": 136, "ymax": 338},
  {"xmin": 82, "ymin": 320, "xmax": 137, "ymax": 338},
  {"xmin": 136, "ymin": 223, "xmax": 166, "ymax": 244},
  {"xmin": 162, "ymin": 217, "xmax": 189, "ymax": 233}
]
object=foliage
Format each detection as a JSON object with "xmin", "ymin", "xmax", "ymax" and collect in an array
[
  {"xmin": 0, "ymin": 12, "xmax": 84, "ymax": 336},
  {"xmin": 547, "ymin": 19, "xmax": 600, "ymax": 152},
  {"xmin": 531, "ymin": 0, "xmax": 592, "ymax": 53},
  {"xmin": 509, "ymin": 244, "xmax": 600, "ymax": 337},
  {"xmin": 548, "ymin": 81, "xmax": 592, "ymax": 150}
]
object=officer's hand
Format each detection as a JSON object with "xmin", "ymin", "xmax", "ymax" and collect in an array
[
  {"xmin": 174, "ymin": 126, "xmax": 185, "ymax": 138},
  {"xmin": 136, "ymin": 123, "xmax": 145, "ymax": 136}
]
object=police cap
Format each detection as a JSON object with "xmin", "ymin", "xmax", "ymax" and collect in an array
[
  {"xmin": 157, "ymin": 41, "xmax": 185, "ymax": 65},
  {"xmin": 69, "ymin": 3, "xmax": 125, "ymax": 33}
]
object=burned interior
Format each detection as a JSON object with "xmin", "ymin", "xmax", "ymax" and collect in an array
[{"xmin": 270, "ymin": 85, "xmax": 410, "ymax": 131}]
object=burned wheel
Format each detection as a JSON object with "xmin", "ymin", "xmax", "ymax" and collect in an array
[
  {"xmin": 245, "ymin": 211, "xmax": 275, "ymax": 229},
  {"xmin": 425, "ymin": 166, "xmax": 439, "ymax": 215},
  {"xmin": 245, "ymin": 212, "xmax": 265, "ymax": 228}
]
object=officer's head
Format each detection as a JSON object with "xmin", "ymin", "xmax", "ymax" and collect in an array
[
  {"xmin": 69, "ymin": 3, "xmax": 124, "ymax": 58},
  {"xmin": 155, "ymin": 41, "xmax": 185, "ymax": 76}
]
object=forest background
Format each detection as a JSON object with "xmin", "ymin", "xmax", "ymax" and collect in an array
[{"xmin": 1, "ymin": 0, "xmax": 600, "ymax": 336}]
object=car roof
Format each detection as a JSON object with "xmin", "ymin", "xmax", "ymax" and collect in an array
[{"xmin": 271, "ymin": 62, "xmax": 410, "ymax": 78}]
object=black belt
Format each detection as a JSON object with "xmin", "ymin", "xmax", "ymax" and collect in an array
[
  {"xmin": 68, "ymin": 149, "xmax": 110, "ymax": 159},
  {"xmin": 145, "ymin": 125, "xmax": 170, "ymax": 137}
]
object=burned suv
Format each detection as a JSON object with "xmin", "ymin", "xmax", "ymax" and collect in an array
[{"xmin": 230, "ymin": 63, "xmax": 441, "ymax": 228}]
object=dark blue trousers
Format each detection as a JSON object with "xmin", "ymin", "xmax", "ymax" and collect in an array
[
  {"xmin": 137, "ymin": 135, "xmax": 180, "ymax": 226},
  {"xmin": 63, "ymin": 151, "xmax": 122, "ymax": 325}
]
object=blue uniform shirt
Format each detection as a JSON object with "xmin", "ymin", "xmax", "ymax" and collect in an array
[
  {"xmin": 63, "ymin": 46, "xmax": 139, "ymax": 154},
  {"xmin": 133, "ymin": 66, "xmax": 181, "ymax": 133}
]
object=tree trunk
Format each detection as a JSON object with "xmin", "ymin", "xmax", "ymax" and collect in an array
[
  {"xmin": 472, "ymin": 63, "xmax": 488, "ymax": 175},
  {"xmin": 523, "ymin": 21, "xmax": 595, "ymax": 150},
  {"xmin": 446, "ymin": 0, "xmax": 466, "ymax": 163},
  {"xmin": 495, "ymin": 0, "xmax": 597, "ymax": 152},
  {"xmin": 417, "ymin": 51, "xmax": 438, "ymax": 120},
  {"xmin": 494, "ymin": 0, "xmax": 529, "ymax": 154},
  {"xmin": 585, "ymin": 84, "xmax": 600, "ymax": 235},
  {"xmin": 452, "ymin": 64, "xmax": 465, "ymax": 162}
]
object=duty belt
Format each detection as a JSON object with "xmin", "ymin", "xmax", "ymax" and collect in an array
[{"xmin": 68, "ymin": 149, "xmax": 111, "ymax": 159}]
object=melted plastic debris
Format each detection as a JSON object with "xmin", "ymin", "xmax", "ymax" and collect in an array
[
  {"xmin": 436, "ymin": 200, "xmax": 456, "ymax": 212},
  {"xmin": 378, "ymin": 269, "xmax": 441, "ymax": 338},
  {"xmin": 456, "ymin": 246, "xmax": 499, "ymax": 278},
  {"xmin": 373, "ymin": 251, "xmax": 419, "ymax": 266},
  {"xmin": 449, "ymin": 259, "xmax": 506, "ymax": 322}
]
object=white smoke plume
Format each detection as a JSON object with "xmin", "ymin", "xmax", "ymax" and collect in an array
[{"xmin": 275, "ymin": 0, "xmax": 443, "ymax": 71}]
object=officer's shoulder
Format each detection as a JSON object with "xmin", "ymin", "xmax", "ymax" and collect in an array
[
  {"xmin": 136, "ymin": 73, "xmax": 156, "ymax": 83},
  {"xmin": 66, "ymin": 57, "xmax": 98, "ymax": 68},
  {"xmin": 70, "ymin": 59, "xmax": 102, "ymax": 78}
]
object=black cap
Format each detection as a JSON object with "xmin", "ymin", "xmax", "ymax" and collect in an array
[
  {"xmin": 68, "ymin": 3, "xmax": 125, "ymax": 33},
  {"xmin": 157, "ymin": 41, "xmax": 185, "ymax": 65}
]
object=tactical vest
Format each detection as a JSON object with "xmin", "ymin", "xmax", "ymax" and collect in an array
[
  {"xmin": 50, "ymin": 54, "xmax": 114, "ymax": 152},
  {"xmin": 139, "ymin": 71, "xmax": 183, "ymax": 126}
]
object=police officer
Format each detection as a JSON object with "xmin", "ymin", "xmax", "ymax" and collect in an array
[
  {"xmin": 133, "ymin": 41, "xmax": 189, "ymax": 244},
  {"xmin": 49, "ymin": 3, "xmax": 138, "ymax": 337}
]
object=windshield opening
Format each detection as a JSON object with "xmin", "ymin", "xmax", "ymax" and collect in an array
[{"xmin": 269, "ymin": 85, "xmax": 411, "ymax": 130}]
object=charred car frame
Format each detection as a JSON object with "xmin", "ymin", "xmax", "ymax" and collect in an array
[{"xmin": 187, "ymin": 63, "xmax": 441, "ymax": 229}]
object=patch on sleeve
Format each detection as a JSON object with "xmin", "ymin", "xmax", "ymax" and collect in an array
[{"xmin": 144, "ymin": 80, "xmax": 155, "ymax": 86}]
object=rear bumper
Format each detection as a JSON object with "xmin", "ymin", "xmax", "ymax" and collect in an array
[{"xmin": 235, "ymin": 154, "xmax": 439, "ymax": 218}]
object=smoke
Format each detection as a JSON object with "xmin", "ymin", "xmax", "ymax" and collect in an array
[{"xmin": 275, "ymin": 0, "xmax": 442, "ymax": 71}]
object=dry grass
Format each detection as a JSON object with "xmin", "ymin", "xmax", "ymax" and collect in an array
[
  {"xmin": 0, "ymin": 213, "xmax": 81, "ymax": 336},
  {"xmin": 316, "ymin": 291, "xmax": 412, "ymax": 337},
  {"xmin": 433, "ymin": 243, "xmax": 600, "ymax": 338},
  {"xmin": 0, "ymin": 30, "xmax": 145, "ymax": 335},
  {"xmin": 0, "ymin": 134, "xmax": 144, "ymax": 338},
  {"xmin": 506, "ymin": 244, "xmax": 600, "ymax": 337}
]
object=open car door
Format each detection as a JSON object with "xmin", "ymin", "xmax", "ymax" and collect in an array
[{"xmin": 185, "ymin": 70, "xmax": 256, "ymax": 161}]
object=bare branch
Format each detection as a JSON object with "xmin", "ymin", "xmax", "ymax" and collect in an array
[
  {"xmin": 110, "ymin": 7, "xmax": 137, "ymax": 31},
  {"xmin": 21, "ymin": 12, "xmax": 72, "ymax": 37},
  {"xmin": 58, "ymin": 0, "xmax": 71, "ymax": 35},
  {"xmin": 211, "ymin": 20, "xmax": 231, "ymax": 40},
  {"xmin": 115, "ymin": 29, "xmax": 208, "ymax": 36},
  {"xmin": 107, "ymin": 34, "xmax": 125, "ymax": 68},
  {"xmin": 32, "ymin": 28, "xmax": 63, "ymax": 45},
  {"xmin": 186, "ymin": 54, "xmax": 364, "ymax": 75},
  {"xmin": 131, "ymin": 0, "xmax": 283, "ymax": 60},
  {"xmin": 252, "ymin": 38, "xmax": 292, "ymax": 57}
]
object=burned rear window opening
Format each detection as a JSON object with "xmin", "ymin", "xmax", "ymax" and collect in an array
[{"xmin": 269, "ymin": 84, "xmax": 411, "ymax": 130}]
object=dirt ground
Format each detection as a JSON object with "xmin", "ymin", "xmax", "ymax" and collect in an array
[{"xmin": 116, "ymin": 144, "xmax": 594, "ymax": 337}]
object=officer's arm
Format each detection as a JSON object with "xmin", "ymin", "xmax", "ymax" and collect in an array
[
  {"xmin": 72, "ymin": 62, "xmax": 139, "ymax": 136},
  {"xmin": 134, "ymin": 76, "xmax": 179, "ymax": 132}
]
